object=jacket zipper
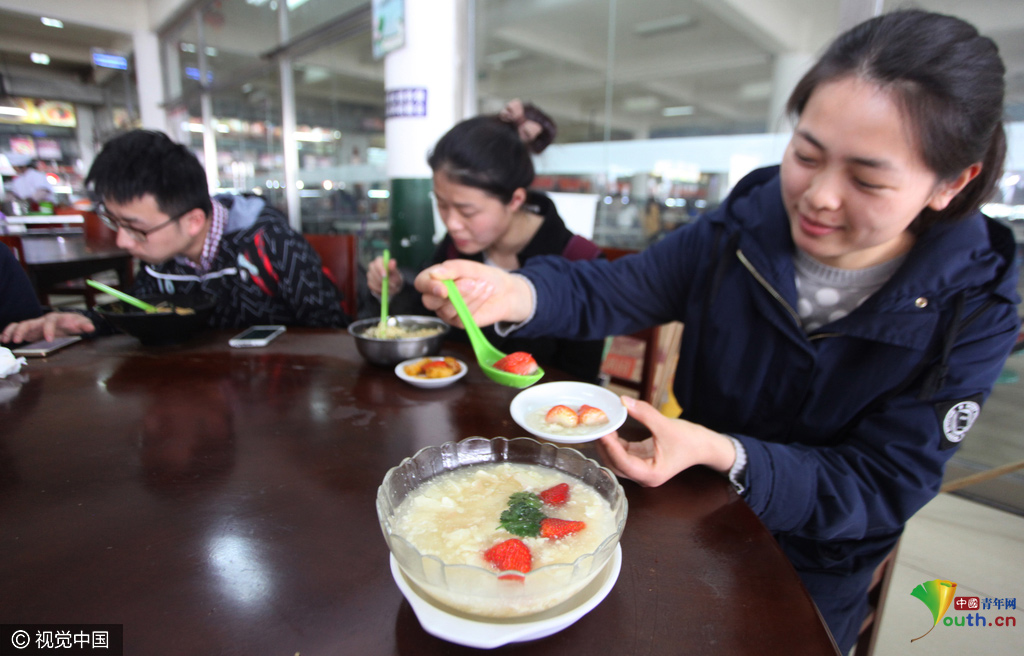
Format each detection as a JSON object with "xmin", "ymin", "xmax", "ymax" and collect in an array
[{"xmin": 736, "ymin": 249, "xmax": 802, "ymax": 325}]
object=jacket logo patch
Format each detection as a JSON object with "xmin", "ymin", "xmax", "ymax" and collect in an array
[{"xmin": 935, "ymin": 394, "xmax": 983, "ymax": 450}]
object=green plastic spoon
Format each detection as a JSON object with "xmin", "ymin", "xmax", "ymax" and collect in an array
[
  {"xmin": 86, "ymin": 279, "xmax": 159, "ymax": 313},
  {"xmin": 442, "ymin": 279, "xmax": 544, "ymax": 388}
]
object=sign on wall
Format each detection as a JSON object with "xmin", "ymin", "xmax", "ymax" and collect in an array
[
  {"xmin": 372, "ymin": 0, "xmax": 405, "ymax": 60},
  {"xmin": 0, "ymin": 99, "xmax": 76, "ymax": 127}
]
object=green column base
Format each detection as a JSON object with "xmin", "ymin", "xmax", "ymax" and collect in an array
[{"xmin": 389, "ymin": 178, "xmax": 435, "ymax": 269}]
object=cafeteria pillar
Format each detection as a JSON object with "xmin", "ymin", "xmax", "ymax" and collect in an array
[{"xmin": 384, "ymin": 0, "xmax": 470, "ymax": 267}]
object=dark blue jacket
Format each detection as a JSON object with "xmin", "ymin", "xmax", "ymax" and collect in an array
[
  {"xmin": 513, "ymin": 166, "xmax": 1020, "ymax": 649},
  {"xmin": 1, "ymin": 241, "xmax": 44, "ymax": 329}
]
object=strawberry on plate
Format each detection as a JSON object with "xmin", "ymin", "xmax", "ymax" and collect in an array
[
  {"xmin": 539, "ymin": 517, "xmax": 586, "ymax": 540},
  {"xmin": 577, "ymin": 404, "xmax": 609, "ymax": 426},
  {"xmin": 545, "ymin": 404, "xmax": 579, "ymax": 427},
  {"xmin": 539, "ymin": 482, "xmax": 570, "ymax": 506},
  {"xmin": 493, "ymin": 351, "xmax": 539, "ymax": 376},
  {"xmin": 484, "ymin": 538, "xmax": 532, "ymax": 580}
]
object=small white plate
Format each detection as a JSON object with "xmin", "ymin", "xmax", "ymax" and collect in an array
[
  {"xmin": 394, "ymin": 356, "xmax": 468, "ymax": 388},
  {"xmin": 509, "ymin": 381, "xmax": 627, "ymax": 443},
  {"xmin": 390, "ymin": 544, "xmax": 622, "ymax": 649}
]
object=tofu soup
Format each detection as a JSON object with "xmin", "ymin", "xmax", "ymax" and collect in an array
[{"xmin": 391, "ymin": 462, "xmax": 617, "ymax": 616}]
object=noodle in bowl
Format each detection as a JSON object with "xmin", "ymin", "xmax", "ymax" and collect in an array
[{"xmin": 349, "ymin": 315, "xmax": 450, "ymax": 366}]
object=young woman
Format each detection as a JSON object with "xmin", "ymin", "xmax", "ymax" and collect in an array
[
  {"xmin": 413, "ymin": 11, "xmax": 1020, "ymax": 651},
  {"xmin": 365, "ymin": 100, "xmax": 606, "ymax": 382}
]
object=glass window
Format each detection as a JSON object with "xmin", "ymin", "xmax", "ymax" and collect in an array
[
  {"xmin": 198, "ymin": 1, "xmax": 281, "ymax": 86},
  {"xmin": 291, "ymin": 32, "xmax": 388, "ymax": 257},
  {"xmin": 287, "ymin": 0, "xmax": 368, "ymax": 36}
]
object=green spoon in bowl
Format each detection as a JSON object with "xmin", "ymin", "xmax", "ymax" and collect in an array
[
  {"xmin": 442, "ymin": 279, "xmax": 543, "ymax": 388},
  {"xmin": 380, "ymin": 248, "xmax": 390, "ymax": 325},
  {"xmin": 86, "ymin": 279, "xmax": 159, "ymax": 313}
]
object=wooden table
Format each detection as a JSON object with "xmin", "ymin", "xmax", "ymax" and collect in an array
[
  {"xmin": 18, "ymin": 233, "xmax": 134, "ymax": 305},
  {"xmin": 0, "ymin": 331, "xmax": 838, "ymax": 655}
]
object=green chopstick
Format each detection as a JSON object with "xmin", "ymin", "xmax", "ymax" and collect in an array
[{"xmin": 86, "ymin": 279, "xmax": 159, "ymax": 313}]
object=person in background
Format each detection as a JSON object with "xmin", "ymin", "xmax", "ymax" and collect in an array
[
  {"xmin": 7, "ymin": 158, "xmax": 54, "ymax": 206},
  {"xmin": 412, "ymin": 11, "xmax": 1020, "ymax": 652},
  {"xmin": 1, "ymin": 130, "xmax": 347, "ymax": 344},
  {"xmin": 363, "ymin": 100, "xmax": 606, "ymax": 382},
  {"xmin": 0, "ymin": 241, "xmax": 44, "ymax": 328}
]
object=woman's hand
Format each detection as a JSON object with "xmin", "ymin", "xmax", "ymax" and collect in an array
[
  {"xmin": 366, "ymin": 255, "xmax": 403, "ymax": 296},
  {"xmin": 1, "ymin": 312, "xmax": 95, "ymax": 344},
  {"xmin": 413, "ymin": 259, "xmax": 535, "ymax": 328},
  {"xmin": 596, "ymin": 396, "xmax": 736, "ymax": 487}
]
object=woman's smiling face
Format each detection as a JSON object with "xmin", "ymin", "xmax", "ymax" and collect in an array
[{"xmin": 780, "ymin": 76, "xmax": 969, "ymax": 270}]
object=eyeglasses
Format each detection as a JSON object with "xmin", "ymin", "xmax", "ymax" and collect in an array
[{"xmin": 96, "ymin": 205, "xmax": 193, "ymax": 243}]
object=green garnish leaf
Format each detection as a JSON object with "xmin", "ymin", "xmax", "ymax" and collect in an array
[{"xmin": 498, "ymin": 491, "xmax": 545, "ymax": 537}]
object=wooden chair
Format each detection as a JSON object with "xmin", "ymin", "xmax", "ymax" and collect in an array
[
  {"xmin": 76, "ymin": 208, "xmax": 119, "ymax": 249},
  {"xmin": 854, "ymin": 541, "xmax": 900, "ymax": 656},
  {"xmin": 304, "ymin": 233, "xmax": 358, "ymax": 318},
  {"xmin": 599, "ymin": 247, "xmax": 683, "ymax": 407},
  {"xmin": 0, "ymin": 234, "xmax": 27, "ymax": 270}
]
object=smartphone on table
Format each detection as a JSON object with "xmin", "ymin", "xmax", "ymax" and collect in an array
[
  {"xmin": 11, "ymin": 336, "xmax": 83, "ymax": 357},
  {"xmin": 228, "ymin": 325, "xmax": 286, "ymax": 348}
]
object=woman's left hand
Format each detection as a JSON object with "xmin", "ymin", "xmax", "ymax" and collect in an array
[{"xmin": 596, "ymin": 396, "xmax": 736, "ymax": 487}]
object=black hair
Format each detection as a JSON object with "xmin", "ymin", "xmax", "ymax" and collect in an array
[
  {"xmin": 787, "ymin": 10, "xmax": 1006, "ymax": 230},
  {"xmin": 85, "ymin": 130, "xmax": 213, "ymax": 218},
  {"xmin": 427, "ymin": 103, "xmax": 557, "ymax": 204}
]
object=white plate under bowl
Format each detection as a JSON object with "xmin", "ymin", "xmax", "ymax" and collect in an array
[
  {"xmin": 509, "ymin": 382, "xmax": 627, "ymax": 443},
  {"xmin": 394, "ymin": 356, "xmax": 468, "ymax": 388},
  {"xmin": 391, "ymin": 544, "xmax": 622, "ymax": 648}
]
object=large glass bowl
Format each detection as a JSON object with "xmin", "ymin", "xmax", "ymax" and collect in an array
[{"xmin": 377, "ymin": 437, "xmax": 627, "ymax": 618}]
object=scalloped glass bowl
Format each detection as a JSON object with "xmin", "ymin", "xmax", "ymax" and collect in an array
[{"xmin": 377, "ymin": 437, "xmax": 627, "ymax": 618}]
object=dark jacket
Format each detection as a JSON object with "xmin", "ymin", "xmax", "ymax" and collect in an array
[
  {"xmin": 117, "ymin": 195, "xmax": 347, "ymax": 329},
  {"xmin": 365, "ymin": 191, "xmax": 606, "ymax": 382},
  {"xmin": 0, "ymin": 241, "xmax": 44, "ymax": 329},
  {"xmin": 513, "ymin": 167, "xmax": 1021, "ymax": 650}
]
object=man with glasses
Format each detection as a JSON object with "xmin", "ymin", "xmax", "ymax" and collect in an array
[{"xmin": 1, "ymin": 130, "xmax": 348, "ymax": 343}]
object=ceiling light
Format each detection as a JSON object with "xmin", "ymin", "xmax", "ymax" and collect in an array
[
  {"xmin": 41, "ymin": 17, "xmax": 64, "ymax": 29},
  {"xmin": 739, "ymin": 81, "xmax": 772, "ymax": 100},
  {"xmin": 662, "ymin": 105, "xmax": 695, "ymax": 117},
  {"xmin": 483, "ymin": 49, "xmax": 523, "ymax": 68},
  {"xmin": 30, "ymin": 53, "xmax": 51, "ymax": 66},
  {"xmin": 624, "ymin": 96, "xmax": 661, "ymax": 112},
  {"xmin": 634, "ymin": 14, "xmax": 697, "ymax": 38}
]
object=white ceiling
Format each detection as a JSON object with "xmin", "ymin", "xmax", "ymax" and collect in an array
[{"xmin": 0, "ymin": 0, "xmax": 1021, "ymax": 143}]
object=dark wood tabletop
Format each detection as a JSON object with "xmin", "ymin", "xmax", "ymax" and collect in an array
[
  {"xmin": 0, "ymin": 330, "xmax": 839, "ymax": 655},
  {"xmin": 17, "ymin": 234, "xmax": 134, "ymax": 304}
]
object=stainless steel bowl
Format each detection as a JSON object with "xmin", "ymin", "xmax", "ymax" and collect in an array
[{"xmin": 348, "ymin": 315, "xmax": 450, "ymax": 366}]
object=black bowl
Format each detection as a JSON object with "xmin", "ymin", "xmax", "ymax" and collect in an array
[{"xmin": 95, "ymin": 294, "xmax": 216, "ymax": 346}]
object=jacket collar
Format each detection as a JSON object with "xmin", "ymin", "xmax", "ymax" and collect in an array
[{"xmin": 713, "ymin": 166, "xmax": 1020, "ymax": 348}]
